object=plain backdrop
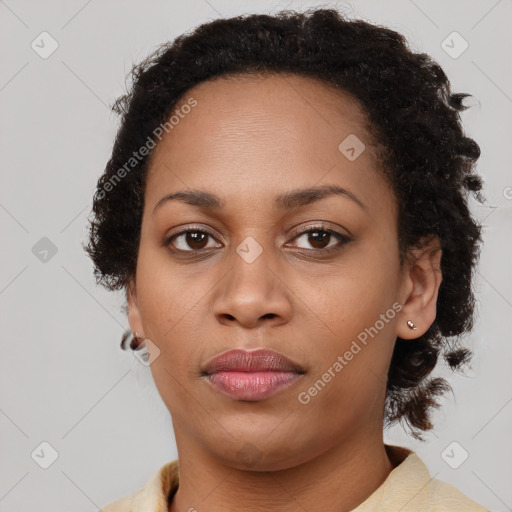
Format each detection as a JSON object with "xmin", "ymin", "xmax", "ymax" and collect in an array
[{"xmin": 1, "ymin": 0, "xmax": 511, "ymax": 510}]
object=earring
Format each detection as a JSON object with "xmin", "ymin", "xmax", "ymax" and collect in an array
[
  {"xmin": 407, "ymin": 320, "xmax": 417, "ymax": 330},
  {"xmin": 132, "ymin": 331, "xmax": 145, "ymax": 350},
  {"xmin": 132, "ymin": 332, "xmax": 151, "ymax": 364},
  {"xmin": 120, "ymin": 329, "xmax": 146, "ymax": 351}
]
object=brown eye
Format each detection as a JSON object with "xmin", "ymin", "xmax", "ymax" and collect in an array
[
  {"xmin": 167, "ymin": 230, "xmax": 220, "ymax": 252},
  {"xmin": 304, "ymin": 230, "xmax": 331, "ymax": 249},
  {"xmin": 184, "ymin": 231, "xmax": 209, "ymax": 250},
  {"xmin": 291, "ymin": 227, "xmax": 349, "ymax": 252}
]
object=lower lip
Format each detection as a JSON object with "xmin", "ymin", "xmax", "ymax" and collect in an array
[{"xmin": 206, "ymin": 371, "xmax": 302, "ymax": 401}]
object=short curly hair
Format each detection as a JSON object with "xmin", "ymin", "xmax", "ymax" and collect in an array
[{"xmin": 84, "ymin": 8, "xmax": 484, "ymax": 439}]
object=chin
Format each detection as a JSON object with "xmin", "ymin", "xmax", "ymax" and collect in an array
[{"xmin": 208, "ymin": 431, "xmax": 313, "ymax": 472}]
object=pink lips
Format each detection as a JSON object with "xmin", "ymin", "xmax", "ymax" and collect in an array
[{"xmin": 203, "ymin": 348, "xmax": 305, "ymax": 401}]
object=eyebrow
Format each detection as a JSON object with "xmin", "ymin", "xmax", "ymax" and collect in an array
[{"xmin": 152, "ymin": 184, "xmax": 366, "ymax": 214}]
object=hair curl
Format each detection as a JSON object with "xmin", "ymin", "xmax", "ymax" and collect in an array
[{"xmin": 83, "ymin": 8, "xmax": 484, "ymax": 439}]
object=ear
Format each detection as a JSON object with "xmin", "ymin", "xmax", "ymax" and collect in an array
[
  {"xmin": 126, "ymin": 278, "xmax": 144, "ymax": 335},
  {"xmin": 397, "ymin": 236, "xmax": 443, "ymax": 340}
]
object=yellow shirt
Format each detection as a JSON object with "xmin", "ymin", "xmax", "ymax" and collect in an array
[{"xmin": 101, "ymin": 444, "xmax": 489, "ymax": 512}]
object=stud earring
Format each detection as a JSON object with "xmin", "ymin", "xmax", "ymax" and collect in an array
[
  {"xmin": 407, "ymin": 320, "xmax": 417, "ymax": 330},
  {"xmin": 119, "ymin": 329, "xmax": 147, "ymax": 351},
  {"xmin": 133, "ymin": 332, "xmax": 145, "ymax": 348}
]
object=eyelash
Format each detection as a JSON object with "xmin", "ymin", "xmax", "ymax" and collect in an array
[{"xmin": 164, "ymin": 223, "xmax": 351, "ymax": 256}]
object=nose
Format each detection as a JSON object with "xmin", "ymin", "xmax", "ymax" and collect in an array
[{"xmin": 211, "ymin": 246, "xmax": 293, "ymax": 329}]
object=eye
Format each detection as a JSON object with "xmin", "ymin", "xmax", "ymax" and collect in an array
[
  {"xmin": 287, "ymin": 225, "xmax": 351, "ymax": 253},
  {"xmin": 164, "ymin": 223, "xmax": 351, "ymax": 256},
  {"xmin": 165, "ymin": 227, "xmax": 221, "ymax": 252}
]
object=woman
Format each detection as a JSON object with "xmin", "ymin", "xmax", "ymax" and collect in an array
[{"xmin": 84, "ymin": 8, "xmax": 489, "ymax": 511}]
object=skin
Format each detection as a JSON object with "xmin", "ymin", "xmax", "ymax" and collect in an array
[{"xmin": 126, "ymin": 73, "xmax": 442, "ymax": 512}]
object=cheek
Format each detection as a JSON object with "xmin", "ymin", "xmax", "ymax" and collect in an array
[
  {"xmin": 318, "ymin": 240, "xmax": 400, "ymax": 336},
  {"xmin": 135, "ymin": 242, "xmax": 204, "ymax": 325},
  {"xmin": 299, "ymin": 240, "xmax": 400, "ymax": 400},
  {"xmin": 134, "ymin": 247, "xmax": 199, "ymax": 380}
]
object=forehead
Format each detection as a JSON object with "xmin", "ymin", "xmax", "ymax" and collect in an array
[
  {"xmin": 185, "ymin": 72, "xmax": 369, "ymax": 124},
  {"xmin": 144, "ymin": 72, "xmax": 388, "ymax": 214},
  {"xmin": 151, "ymin": 72, "xmax": 372, "ymax": 152}
]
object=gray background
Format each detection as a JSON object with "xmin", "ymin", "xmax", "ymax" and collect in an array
[{"xmin": 1, "ymin": 0, "xmax": 511, "ymax": 510}]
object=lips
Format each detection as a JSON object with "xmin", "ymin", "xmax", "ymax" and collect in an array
[
  {"xmin": 202, "ymin": 348, "xmax": 306, "ymax": 401},
  {"xmin": 202, "ymin": 348, "xmax": 305, "ymax": 375}
]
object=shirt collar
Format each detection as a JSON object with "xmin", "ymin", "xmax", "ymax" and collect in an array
[
  {"xmin": 352, "ymin": 444, "xmax": 432, "ymax": 511},
  {"xmin": 132, "ymin": 458, "xmax": 179, "ymax": 512},
  {"xmin": 130, "ymin": 444, "xmax": 429, "ymax": 512}
]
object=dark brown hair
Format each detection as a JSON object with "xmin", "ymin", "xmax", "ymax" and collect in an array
[{"xmin": 84, "ymin": 8, "xmax": 484, "ymax": 439}]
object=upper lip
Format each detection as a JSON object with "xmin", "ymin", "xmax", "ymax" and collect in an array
[{"xmin": 202, "ymin": 348, "xmax": 305, "ymax": 375}]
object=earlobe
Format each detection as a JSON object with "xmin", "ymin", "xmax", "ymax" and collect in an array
[{"xmin": 397, "ymin": 237, "xmax": 443, "ymax": 340}]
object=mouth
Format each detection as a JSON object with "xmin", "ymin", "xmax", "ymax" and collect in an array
[{"xmin": 202, "ymin": 348, "xmax": 306, "ymax": 401}]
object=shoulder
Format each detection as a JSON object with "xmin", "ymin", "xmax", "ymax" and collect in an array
[
  {"xmin": 100, "ymin": 459, "xmax": 180, "ymax": 512},
  {"xmin": 424, "ymin": 476, "xmax": 490, "ymax": 512},
  {"xmin": 102, "ymin": 493, "xmax": 138, "ymax": 512},
  {"xmin": 354, "ymin": 445, "xmax": 490, "ymax": 512}
]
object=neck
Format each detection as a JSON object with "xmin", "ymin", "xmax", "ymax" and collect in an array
[{"xmin": 169, "ymin": 427, "xmax": 394, "ymax": 512}]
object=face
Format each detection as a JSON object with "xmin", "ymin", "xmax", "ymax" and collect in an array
[{"xmin": 127, "ymin": 73, "xmax": 439, "ymax": 471}]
